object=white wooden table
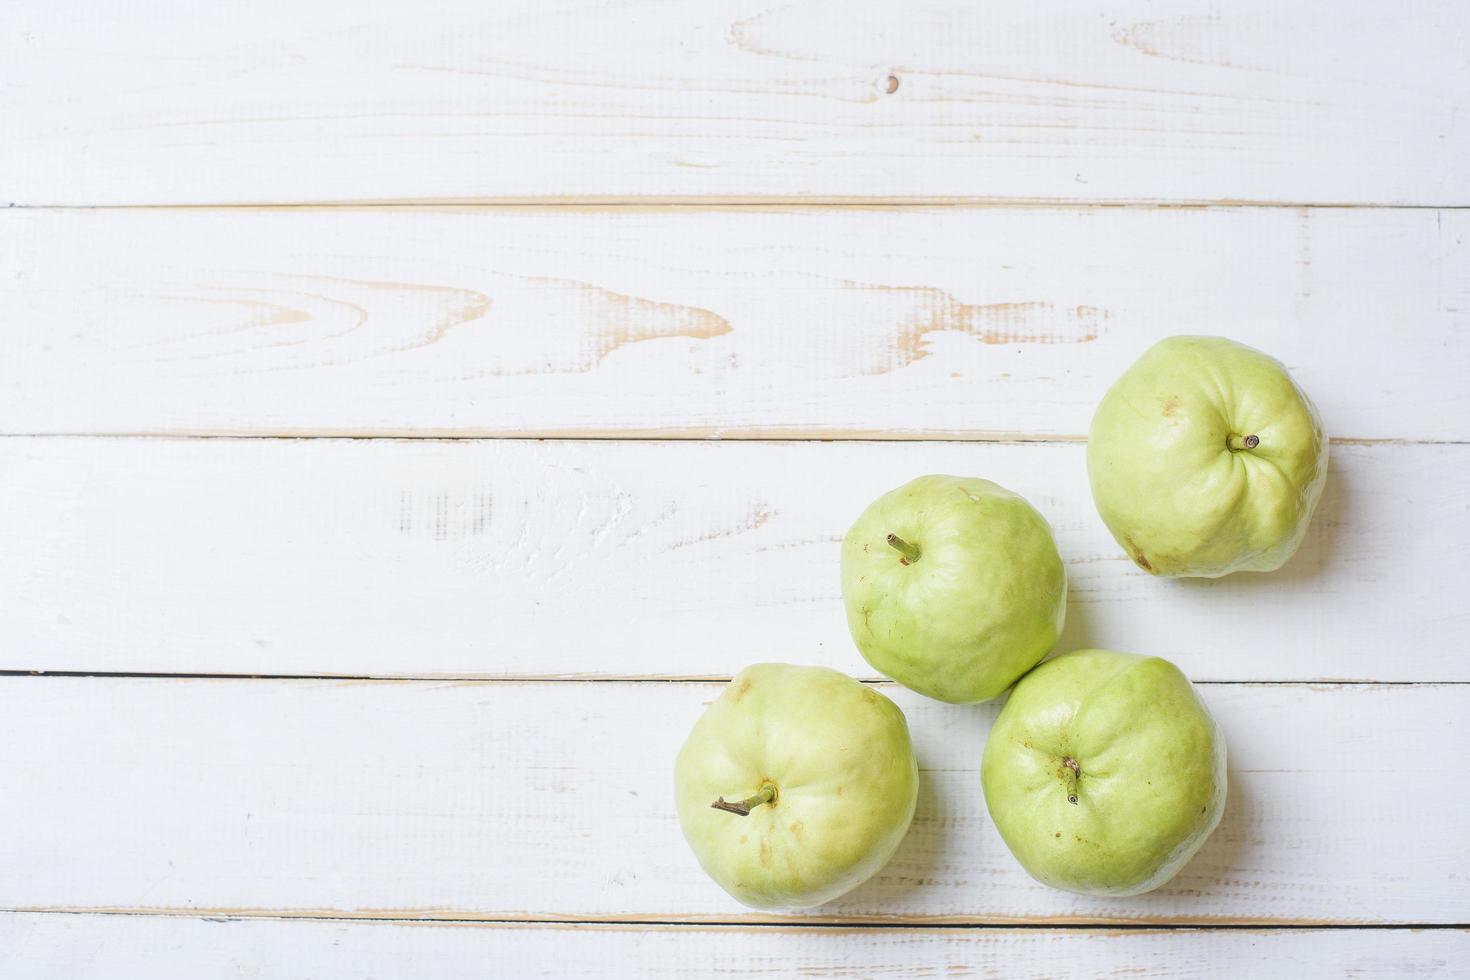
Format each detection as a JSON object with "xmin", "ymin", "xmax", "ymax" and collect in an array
[{"xmin": 3, "ymin": 2, "xmax": 1467, "ymax": 976}]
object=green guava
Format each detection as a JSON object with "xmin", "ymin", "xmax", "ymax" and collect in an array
[
  {"xmin": 1088, "ymin": 336, "xmax": 1328, "ymax": 577},
  {"xmin": 981, "ymin": 649, "xmax": 1227, "ymax": 896},
  {"xmin": 841, "ymin": 475, "xmax": 1067, "ymax": 703},
  {"xmin": 674, "ymin": 664, "xmax": 919, "ymax": 910}
]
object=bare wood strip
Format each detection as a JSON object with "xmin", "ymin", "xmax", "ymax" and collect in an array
[
  {"xmin": 0, "ymin": 438, "xmax": 1462, "ymax": 681},
  {"xmin": 1, "ymin": 206, "xmax": 1465, "ymax": 439},
  {"xmin": 4, "ymin": 1, "xmax": 1467, "ymax": 205},
  {"xmin": 0, "ymin": 678, "xmax": 1464, "ymax": 924},
  {"xmin": 3, "ymin": 914, "xmax": 1467, "ymax": 978}
]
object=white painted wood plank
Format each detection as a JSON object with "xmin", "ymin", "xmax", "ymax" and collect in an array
[
  {"xmin": 0, "ymin": 679, "xmax": 1463, "ymax": 924},
  {"xmin": 3, "ymin": 1, "xmax": 1466, "ymax": 205},
  {"xmin": 2, "ymin": 207, "xmax": 1464, "ymax": 441},
  {"xmin": 1, "ymin": 438, "xmax": 1462, "ymax": 682},
  {"xmin": 4, "ymin": 916, "xmax": 1466, "ymax": 980}
]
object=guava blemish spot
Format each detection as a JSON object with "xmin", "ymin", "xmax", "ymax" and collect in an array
[
  {"xmin": 732, "ymin": 678, "xmax": 753, "ymax": 701},
  {"xmin": 789, "ymin": 820, "xmax": 805, "ymax": 841},
  {"xmin": 759, "ymin": 839, "xmax": 772, "ymax": 867},
  {"xmin": 1054, "ymin": 832, "xmax": 1061, "ymax": 838},
  {"xmin": 1161, "ymin": 395, "xmax": 1181, "ymax": 417},
  {"xmin": 739, "ymin": 835, "xmax": 748, "ymax": 844}
]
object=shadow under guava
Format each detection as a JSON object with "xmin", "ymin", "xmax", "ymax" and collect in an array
[
  {"xmin": 1052, "ymin": 577, "xmax": 1099, "ymax": 657},
  {"xmin": 810, "ymin": 755, "xmax": 1253, "ymax": 921},
  {"xmin": 1075, "ymin": 762, "xmax": 1255, "ymax": 917},
  {"xmin": 1169, "ymin": 459, "xmax": 1348, "ymax": 594},
  {"xmin": 822, "ymin": 756, "xmax": 958, "ymax": 911}
]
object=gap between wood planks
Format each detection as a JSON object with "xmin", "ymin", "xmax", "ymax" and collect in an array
[
  {"xmin": 6, "ymin": 201, "xmax": 1470, "ymax": 210},
  {"xmin": 7, "ymin": 909, "xmax": 1469, "ymax": 931},
  {"xmin": 0, "ymin": 433, "xmax": 1462, "ymax": 446},
  {"xmin": 0, "ymin": 671, "xmax": 1461, "ymax": 687}
]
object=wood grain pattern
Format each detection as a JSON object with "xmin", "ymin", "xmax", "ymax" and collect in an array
[
  {"xmin": 6, "ymin": 0, "xmax": 1466, "ymax": 965},
  {"xmin": 4, "ymin": 915, "xmax": 1466, "ymax": 979},
  {"xmin": 2, "ymin": 677, "xmax": 1464, "ymax": 925},
  {"xmin": 2, "ymin": 206, "xmax": 1465, "ymax": 440},
  {"xmin": 3, "ymin": 1, "xmax": 1467, "ymax": 205},
  {"xmin": 2, "ymin": 437, "xmax": 1462, "ymax": 682}
]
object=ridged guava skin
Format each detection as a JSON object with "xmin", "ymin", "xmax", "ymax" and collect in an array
[
  {"xmin": 981, "ymin": 649, "xmax": 1227, "ymax": 896},
  {"xmin": 674, "ymin": 664, "xmax": 919, "ymax": 910},
  {"xmin": 840, "ymin": 475, "xmax": 1067, "ymax": 704},
  {"xmin": 1087, "ymin": 335, "xmax": 1328, "ymax": 578}
]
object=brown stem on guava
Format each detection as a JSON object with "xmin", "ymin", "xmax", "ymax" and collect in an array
[
  {"xmin": 711, "ymin": 783, "xmax": 777, "ymax": 816},
  {"xmin": 886, "ymin": 533, "xmax": 921, "ymax": 566},
  {"xmin": 1228, "ymin": 433, "xmax": 1261, "ymax": 452},
  {"xmin": 1062, "ymin": 757, "xmax": 1081, "ymax": 805}
]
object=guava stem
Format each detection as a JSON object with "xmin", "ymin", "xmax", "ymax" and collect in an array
[
  {"xmin": 711, "ymin": 783, "xmax": 777, "ymax": 817},
  {"xmin": 886, "ymin": 533, "xmax": 921, "ymax": 565},
  {"xmin": 1228, "ymin": 433, "xmax": 1261, "ymax": 452},
  {"xmin": 1062, "ymin": 757, "xmax": 1081, "ymax": 805}
]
